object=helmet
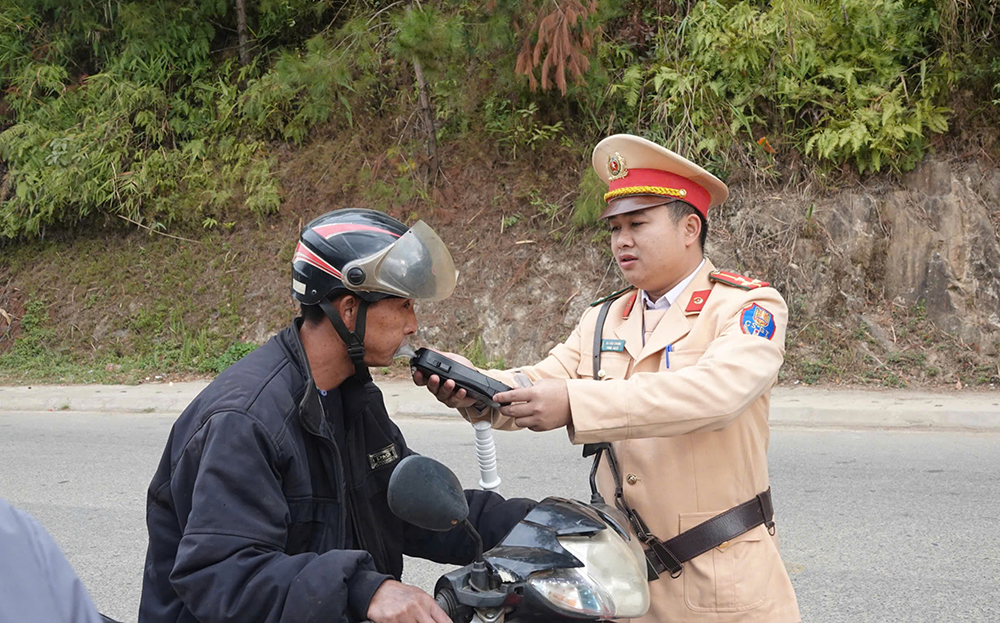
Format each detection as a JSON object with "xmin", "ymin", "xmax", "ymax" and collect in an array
[
  {"xmin": 291, "ymin": 209, "xmax": 457, "ymax": 379},
  {"xmin": 292, "ymin": 209, "xmax": 457, "ymax": 305}
]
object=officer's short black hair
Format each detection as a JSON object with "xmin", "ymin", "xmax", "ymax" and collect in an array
[{"xmin": 666, "ymin": 201, "xmax": 708, "ymax": 252}]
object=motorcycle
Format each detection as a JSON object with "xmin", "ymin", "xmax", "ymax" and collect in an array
[
  {"xmin": 98, "ymin": 456, "xmax": 648, "ymax": 623},
  {"xmin": 387, "ymin": 454, "xmax": 650, "ymax": 623}
]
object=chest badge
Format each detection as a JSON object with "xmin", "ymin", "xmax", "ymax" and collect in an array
[
  {"xmin": 601, "ymin": 339, "xmax": 626, "ymax": 352},
  {"xmin": 368, "ymin": 444, "xmax": 399, "ymax": 470}
]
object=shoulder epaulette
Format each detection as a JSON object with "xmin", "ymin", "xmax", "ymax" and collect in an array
[
  {"xmin": 589, "ymin": 286, "xmax": 635, "ymax": 307},
  {"xmin": 709, "ymin": 270, "xmax": 770, "ymax": 290}
]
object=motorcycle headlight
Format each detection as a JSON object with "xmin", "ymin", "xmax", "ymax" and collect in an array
[
  {"xmin": 527, "ymin": 568, "xmax": 615, "ymax": 618},
  {"xmin": 535, "ymin": 525, "xmax": 650, "ymax": 618}
]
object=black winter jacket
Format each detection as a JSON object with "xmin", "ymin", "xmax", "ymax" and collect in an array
[{"xmin": 139, "ymin": 320, "xmax": 533, "ymax": 623}]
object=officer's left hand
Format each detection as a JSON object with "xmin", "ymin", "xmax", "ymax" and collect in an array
[{"xmin": 494, "ymin": 379, "xmax": 571, "ymax": 432}]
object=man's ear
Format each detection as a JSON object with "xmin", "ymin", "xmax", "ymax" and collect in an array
[
  {"xmin": 334, "ymin": 294, "xmax": 359, "ymax": 331},
  {"xmin": 683, "ymin": 213, "xmax": 702, "ymax": 248}
]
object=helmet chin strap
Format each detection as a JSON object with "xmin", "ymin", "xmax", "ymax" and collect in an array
[{"xmin": 319, "ymin": 298, "xmax": 371, "ymax": 381}]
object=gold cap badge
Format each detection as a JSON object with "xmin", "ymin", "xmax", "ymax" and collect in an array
[{"xmin": 607, "ymin": 152, "xmax": 628, "ymax": 181}]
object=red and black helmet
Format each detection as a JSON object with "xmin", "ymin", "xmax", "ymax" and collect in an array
[
  {"xmin": 292, "ymin": 209, "xmax": 458, "ymax": 378},
  {"xmin": 292, "ymin": 209, "xmax": 456, "ymax": 305}
]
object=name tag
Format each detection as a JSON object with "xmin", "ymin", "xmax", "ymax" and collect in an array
[
  {"xmin": 368, "ymin": 444, "xmax": 399, "ymax": 470},
  {"xmin": 601, "ymin": 339, "xmax": 625, "ymax": 352}
]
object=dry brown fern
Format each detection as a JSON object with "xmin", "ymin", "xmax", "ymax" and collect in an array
[{"xmin": 515, "ymin": 0, "xmax": 600, "ymax": 96}]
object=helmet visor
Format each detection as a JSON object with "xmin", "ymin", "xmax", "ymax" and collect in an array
[{"xmin": 343, "ymin": 220, "xmax": 457, "ymax": 302}]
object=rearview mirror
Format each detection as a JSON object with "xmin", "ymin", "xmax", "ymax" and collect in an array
[{"xmin": 388, "ymin": 455, "xmax": 469, "ymax": 531}]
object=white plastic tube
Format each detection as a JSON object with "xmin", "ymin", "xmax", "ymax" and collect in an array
[{"xmin": 472, "ymin": 420, "xmax": 501, "ymax": 491}]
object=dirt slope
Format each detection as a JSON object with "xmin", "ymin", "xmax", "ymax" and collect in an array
[{"xmin": 1, "ymin": 130, "xmax": 998, "ymax": 389}]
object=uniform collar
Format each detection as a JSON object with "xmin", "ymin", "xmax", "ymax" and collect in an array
[
  {"xmin": 641, "ymin": 258, "xmax": 706, "ymax": 311},
  {"xmin": 617, "ymin": 259, "xmax": 715, "ymax": 364}
]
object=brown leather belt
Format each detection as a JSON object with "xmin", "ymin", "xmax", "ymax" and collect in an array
[
  {"xmin": 584, "ymin": 442, "xmax": 775, "ymax": 580},
  {"xmin": 587, "ymin": 298, "xmax": 777, "ymax": 580},
  {"xmin": 644, "ymin": 487, "xmax": 775, "ymax": 578}
]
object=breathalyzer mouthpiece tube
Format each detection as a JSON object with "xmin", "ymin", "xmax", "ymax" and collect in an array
[{"xmin": 472, "ymin": 420, "xmax": 501, "ymax": 491}]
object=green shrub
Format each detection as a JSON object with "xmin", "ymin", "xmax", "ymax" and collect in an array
[
  {"xmin": 215, "ymin": 340, "xmax": 259, "ymax": 373},
  {"xmin": 0, "ymin": 0, "xmax": 350, "ymax": 239},
  {"xmin": 1, "ymin": 0, "xmax": 999, "ymax": 242},
  {"xmin": 603, "ymin": 0, "xmax": 958, "ymax": 174}
]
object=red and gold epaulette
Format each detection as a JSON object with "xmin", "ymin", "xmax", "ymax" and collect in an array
[{"xmin": 709, "ymin": 270, "xmax": 770, "ymax": 291}]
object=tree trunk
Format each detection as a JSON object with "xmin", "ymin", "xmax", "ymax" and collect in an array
[
  {"xmin": 412, "ymin": 56, "xmax": 439, "ymax": 186},
  {"xmin": 0, "ymin": 159, "xmax": 9, "ymax": 203},
  {"xmin": 236, "ymin": 0, "xmax": 251, "ymax": 66}
]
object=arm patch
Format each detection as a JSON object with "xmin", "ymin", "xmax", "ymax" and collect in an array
[{"xmin": 740, "ymin": 303, "xmax": 776, "ymax": 340}]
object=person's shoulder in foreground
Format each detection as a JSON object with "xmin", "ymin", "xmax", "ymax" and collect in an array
[{"xmin": 0, "ymin": 497, "xmax": 104, "ymax": 623}]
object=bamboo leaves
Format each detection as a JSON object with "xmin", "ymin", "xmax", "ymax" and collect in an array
[{"xmin": 606, "ymin": 0, "xmax": 957, "ymax": 175}]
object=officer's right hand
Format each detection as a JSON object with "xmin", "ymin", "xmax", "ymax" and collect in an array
[
  {"xmin": 367, "ymin": 580, "xmax": 452, "ymax": 623},
  {"xmin": 412, "ymin": 351, "xmax": 479, "ymax": 409}
]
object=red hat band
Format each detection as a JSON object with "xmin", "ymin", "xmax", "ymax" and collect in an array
[{"xmin": 604, "ymin": 168, "xmax": 711, "ymax": 219}]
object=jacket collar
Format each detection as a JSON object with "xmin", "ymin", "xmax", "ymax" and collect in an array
[
  {"xmin": 615, "ymin": 258, "xmax": 716, "ymax": 364},
  {"xmin": 277, "ymin": 319, "xmax": 327, "ymax": 437},
  {"xmin": 279, "ymin": 318, "xmax": 372, "ymax": 438}
]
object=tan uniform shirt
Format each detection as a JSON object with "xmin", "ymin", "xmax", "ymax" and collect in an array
[{"xmin": 470, "ymin": 259, "xmax": 801, "ymax": 623}]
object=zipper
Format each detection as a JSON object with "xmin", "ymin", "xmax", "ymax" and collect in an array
[
  {"xmin": 303, "ymin": 382, "xmax": 394, "ymax": 573},
  {"xmin": 314, "ymin": 432, "xmax": 349, "ymax": 549},
  {"xmin": 304, "ymin": 389, "xmax": 349, "ymax": 549}
]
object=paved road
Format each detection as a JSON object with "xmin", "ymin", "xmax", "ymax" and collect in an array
[{"xmin": 0, "ymin": 411, "xmax": 998, "ymax": 622}]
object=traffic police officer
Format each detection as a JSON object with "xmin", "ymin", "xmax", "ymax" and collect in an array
[{"xmin": 416, "ymin": 134, "xmax": 801, "ymax": 622}]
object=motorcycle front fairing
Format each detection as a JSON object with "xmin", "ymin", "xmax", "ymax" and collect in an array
[{"xmin": 435, "ymin": 497, "xmax": 649, "ymax": 622}]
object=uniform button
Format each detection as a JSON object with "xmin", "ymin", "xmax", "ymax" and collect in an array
[
  {"xmin": 626, "ymin": 473, "xmax": 638, "ymax": 485},
  {"xmin": 718, "ymin": 540, "xmax": 730, "ymax": 552},
  {"xmin": 597, "ymin": 369, "xmax": 607, "ymax": 379}
]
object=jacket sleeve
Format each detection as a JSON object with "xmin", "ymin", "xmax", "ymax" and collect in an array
[
  {"xmin": 402, "ymin": 489, "xmax": 536, "ymax": 564},
  {"xmin": 168, "ymin": 411, "xmax": 391, "ymax": 623},
  {"xmin": 566, "ymin": 287, "xmax": 788, "ymax": 443}
]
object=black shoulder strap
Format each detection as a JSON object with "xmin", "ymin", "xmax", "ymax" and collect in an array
[
  {"xmin": 584, "ymin": 298, "xmax": 616, "ymax": 505},
  {"xmin": 592, "ymin": 298, "xmax": 615, "ymax": 380}
]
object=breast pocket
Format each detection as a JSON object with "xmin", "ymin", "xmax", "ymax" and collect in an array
[{"xmin": 679, "ymin": 510, "xmax": 771, "ymax": 613}]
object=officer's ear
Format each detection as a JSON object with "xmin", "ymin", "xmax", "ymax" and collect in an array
[{"xmin": 682, "ymin": 213, "xmax": 702, "ymax": 248}]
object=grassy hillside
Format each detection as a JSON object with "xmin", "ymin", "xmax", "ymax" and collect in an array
[{"xmin": 2, "ymin": 0, "xmax": 1000, "ymax": 387}]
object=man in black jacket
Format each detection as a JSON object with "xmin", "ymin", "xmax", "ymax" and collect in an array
[{"xmin": 140, "ymin": 210, "xmax": 534, "ymax": 623}]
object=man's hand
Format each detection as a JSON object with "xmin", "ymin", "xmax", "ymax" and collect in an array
[
  {"xmin": 366, "ymin": 580, "xmax": 451, "ymax": 623},
  {"xmin": 494, "ymin": 379, "xmax": 571, "ymax": 432},
  {"xmin": 412, "ymin": 351, "xmax": 479, "ymax": 410}
]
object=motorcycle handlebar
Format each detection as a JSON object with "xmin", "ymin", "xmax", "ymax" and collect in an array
[{"xmin": 436, "ymin": 590, "xmax": 458, "ymax": 620}]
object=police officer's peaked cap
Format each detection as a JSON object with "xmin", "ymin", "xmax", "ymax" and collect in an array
[{"xmin": 592, "ymin": 134, "xmax": 729, "ymax": 221}]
